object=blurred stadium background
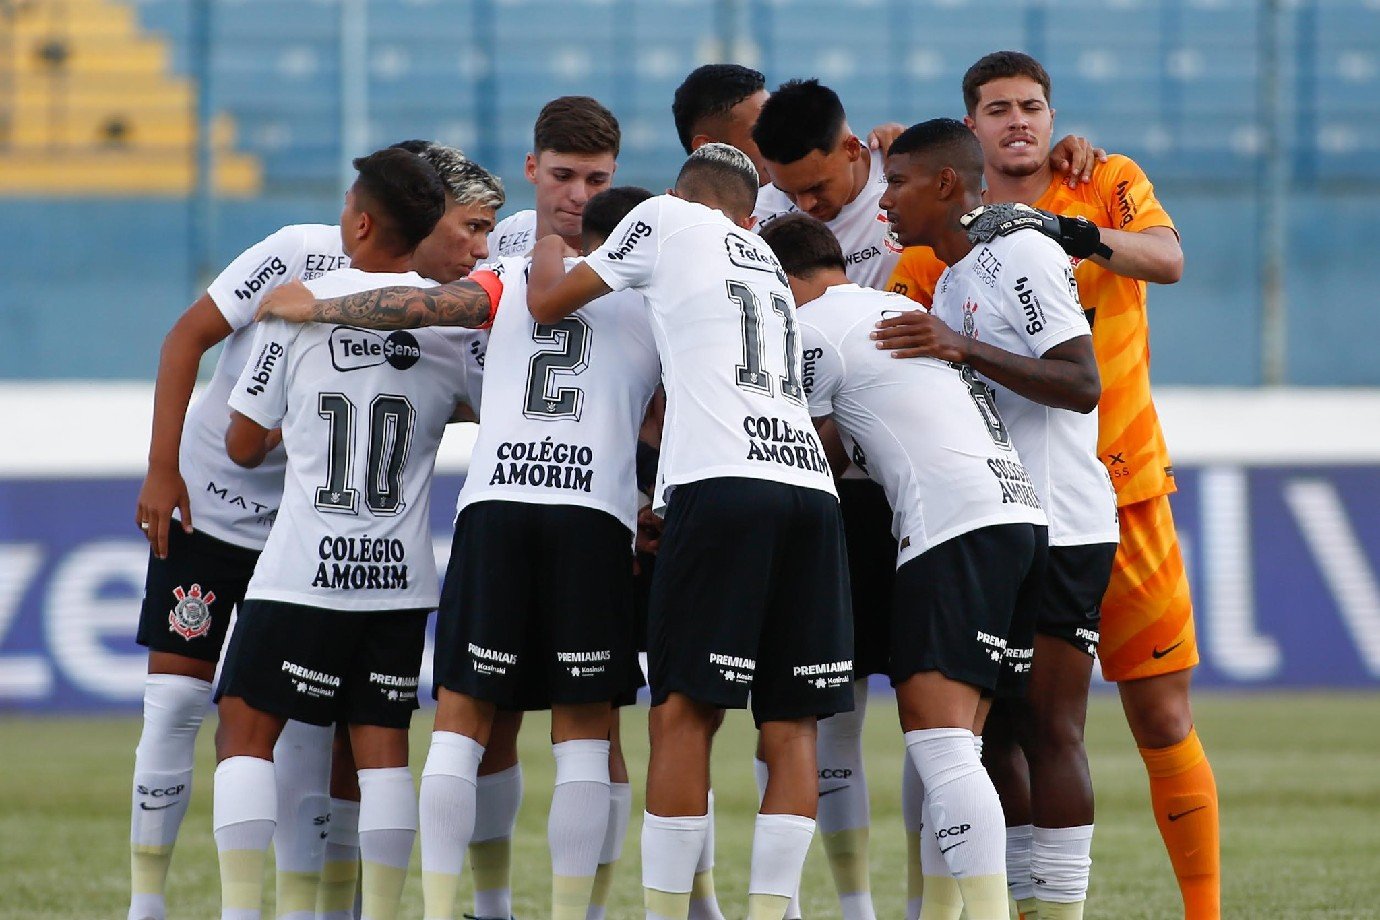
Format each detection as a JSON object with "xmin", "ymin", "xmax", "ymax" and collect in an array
[{"xmin": 1, "ymin": 1, "xmax": 1378, "ymax": 915}]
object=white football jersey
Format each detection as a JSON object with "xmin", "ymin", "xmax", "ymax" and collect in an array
[
  {"xmin": 181, "ymin": 224, "xmax": 349, "ymax": 549},
  {"xmin": 800, "ymin": 284, "xmax": 1047, "ymax": 568},
  {"xmin": 932, "ymin": 230, "xmax": 1118, "ymax": 547},
  {"xmin": 754, "ymin": 147, "xmax": 901, "ymax": 290},
  {"xmin": 586, "ymin": 195, "xmax": 836, "ymax": 507},
  {"xmin": 228, "ymin": 269, "xmax": 475, "ymax": 611},
  {"xmin": 485, "ymin": 209, "xmax": 538, "ymax": 262},
  {"xmin": 456, "ymin": 257, "xmax": 660, "ymax": 531}
]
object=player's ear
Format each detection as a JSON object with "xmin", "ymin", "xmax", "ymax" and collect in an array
[
  {"xmin": 357, "ymin": 209, "xmax": 374, "ymax": 241},
  {"xmin": 739, "ymin": 214, "xmax": 758, "ymax": 232},
  {"xmin": 690, "ymin": 134, "xmax": 711, "ymax": 152},
  {"xmin": 524, "ymin": 152, "xmax": 539, "ymax": 184},
  {"xmin": 936, "ymin": 166, "xmax": 958, "ymax": 201},
  {"xmin": 841, "ymin": 132, "xmax": 864, "ymax": 162},
  {"xmin": 963, "ymin": 115, "xmax": 977, "ymax": 132}
]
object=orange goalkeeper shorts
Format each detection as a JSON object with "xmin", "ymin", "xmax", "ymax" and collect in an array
[{"xmin": 1097, "ymin": 493, "xmax": 1199, "ymax": 682}]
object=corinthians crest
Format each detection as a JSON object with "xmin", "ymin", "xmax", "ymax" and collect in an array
[{"xmin": 169, "ymin": 584, "xmax": 216, "ymax": 640}]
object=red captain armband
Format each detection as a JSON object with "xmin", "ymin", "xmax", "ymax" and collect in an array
[{"xmin": 467, "ymin": 269, "xmax": 503, "ymax": 329}]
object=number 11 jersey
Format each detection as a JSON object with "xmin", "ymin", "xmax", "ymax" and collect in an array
[
  {"xmin": 585, "ymin": 195, "xmax": 836, "ymax": 507},
  {"xmin": 228, "ymin": 268, "xmax": 476, "ymax": 611}
]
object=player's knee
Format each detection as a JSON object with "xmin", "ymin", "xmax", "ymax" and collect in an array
[{"xmin": 1122, "ymin": 689, "xmax": 1194, "ymax": 749}]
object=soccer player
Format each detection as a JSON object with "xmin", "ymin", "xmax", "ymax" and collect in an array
[
  {"xmin": 486, "ymin": 95, "xmax": 620, "ymax": 260},
  {"xmin": 525, "ymin": 143, "xmax": 852, "ymax": 920},
  {"xmin": 876, "ymin": 118, "xmax": 1119, "ymax": 920},
  {"xmin": 886, "ymin": 52, "xmax": 1214, "ymax": 920},
  {"xmin": 672, "ymin": 63, "xmax": 905, "ymax": 189},
  {"xmin": 412, "ymin": 185, "xmax": 660, "ymax": 920},
  {"xmin": 126, "ymin": 138, "xmax": 497, "ymax": 920},
  {"xmin": 759, "ymin": 211, "xmax": 1047, "ymax": 920},
  {"xmin": 472, "ymin": 95, "xmax": 622, "ymax": 920},
  {"xmin": 211, "ymin": 147, "xmax": 459, "ymax": 920}
]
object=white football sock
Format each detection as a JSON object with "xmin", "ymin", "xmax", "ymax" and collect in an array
[
  {"xmin": 642, "ymin": 812, "xmax": 709, "ymax": 920},
  {"xmin": 816, "ymin": 680, "xmax": 876, "ymax": 919},
  {"xmin": 317, "ymin": 798, "xmax": 361, "ymax": 920},
  {"xmin": 751, "ymin": 762, "xmax": 800, "ymax": 919},
  {"xmin": 1031, "ymin": 825, "xmax": 1094, "ymax": 904},
  {"xmin": 549, "ymin": 739, "xmax": 612, "ymax": 919},
  {"xmin": 1006, "ymin": 824, "xmax": 1036, "ymax": 904},
  {"xmin": 901, "ymin": 754, "xmax": 926, "ymax": 920},
  {"xmin": 214, "ymin": 756, "xmax": 277, "ymax": 920},
  {"xmin": 357, "ymin": 767, "xmax": 416, "ymax": 920},
  {"xmin": 419, "ymin": 732, "xmax": 483, "ymax": 920},
  {"xmin": 687, "ymin": 789, "xmax": 727, "ymax": 920},
  {"xmin": 129, "ymin": 673, "xmax": 211, "ymax": 920},
  {"xmin": 470, "ymin": 763, "xmax": 521, "ymax": 920},
  {"xmin": 748, "ymin": 812, "xmax": 816, "ymax": 919},
  {"xmin": 586, "ymin": 780, "xmax": 632, "ymax": 920},
  {"xmin": 270, "ymin": 720, "xmax": 333, "ymax": 920},
  {"xmin": 905, "ymin": 729, "xmax": 1008, "ymax": 920}
]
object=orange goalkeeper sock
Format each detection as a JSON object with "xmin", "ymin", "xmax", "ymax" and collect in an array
[{"xmin": 1139, "ymin": 728, "xmax": 1220, "ymax": 920}]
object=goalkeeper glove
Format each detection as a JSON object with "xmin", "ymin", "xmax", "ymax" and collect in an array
[{"xmin": 961, "ymin": 202, "xmax": 1113, "ymax": 260}]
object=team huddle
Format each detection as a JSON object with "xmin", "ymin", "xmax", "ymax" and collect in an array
[{"xmin": 129, "ymin": 52, "xmax": 1219, "ymax": 920}]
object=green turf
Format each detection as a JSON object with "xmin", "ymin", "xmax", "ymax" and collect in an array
[{"xmin": 3, "ymin": 692, "xmax": 1378, "ymax": 918}]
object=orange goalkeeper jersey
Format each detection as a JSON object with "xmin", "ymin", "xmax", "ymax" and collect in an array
[{"xmin": 885, "ymin": 154, "xmax": 1178, "ymax": 506}]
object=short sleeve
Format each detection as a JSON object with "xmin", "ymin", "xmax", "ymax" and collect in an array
[
  {"xmin": 227, "ymin": 318, "xmax": 300, "ymax": 428},
  {"xmin": 206, "ymin": 227, "xmax": 307, "ymax": 330},
  {"xmin": 1097, "ymin": 155, "xmax": 1176, "ymax": 236},
  {"xmin": 1001, "ymin": 235, "xmax": 1091, "ymax": 357},
  {"xmin": 586, "ymin": 197, "xmax": 664, "ymax": 292},
  {"xmin": 800, "ymin": 323, "xmax": 844, "ymax": 419},
  {"xmin": 886, "ymin": 247, "xmax": 944, "ymax": 307}
]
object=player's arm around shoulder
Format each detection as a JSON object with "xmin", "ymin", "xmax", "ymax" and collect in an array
[
  {"xmin": 1087, "ymin": 155, "xmax": 1183, "ymax": 285},
  {"xmin": 527, "ymin": 234, "xmax": 611, "ymax": 324}
]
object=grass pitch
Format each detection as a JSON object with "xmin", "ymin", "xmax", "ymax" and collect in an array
[{"xmin": 3, "ymin": 692, "xmax": 1379, "ymax": 919}]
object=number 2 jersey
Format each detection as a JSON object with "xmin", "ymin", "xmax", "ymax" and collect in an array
[
  {"xmin": 585, "ymin": 195, "xmax": 836, "ymax": 507},
  {"xmin": 181, "ymin": 224, "xmax": 349, "ymax": 549},
  {"xmin": 455, "ymin": 256, "xmax": 661, "ymax": 531},
  {"xmin": 799, "ymin": 284, "xmax": 1046, "ymax": 569},
  {"xmin": 228, "ymin": 268, "xmax": 477, "ymax": 611}
]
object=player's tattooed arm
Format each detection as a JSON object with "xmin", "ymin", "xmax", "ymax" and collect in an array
[{"xmin": 257, "ymin": 278, "xmax": 494, "ymax": 329}]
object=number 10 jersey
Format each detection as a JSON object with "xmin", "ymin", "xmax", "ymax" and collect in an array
[{"xmin": 228, "ymin": 268, "xmax": 477, "ymax": 611}]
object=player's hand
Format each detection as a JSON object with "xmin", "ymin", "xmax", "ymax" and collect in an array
[
  {"xmin": 963, "ymin": 203, "xmax": 1112, "ymax": 260},
  {"xmin": 635, "ymin": 505, "xmax": 664, "ymax": 556},
  {"xmin": 136, "ymin": 464, "xmax": 193, "ymax": 559},
  {"xmin": 871, "ymin": 309, "xmax": 970, "ymax": 363},
  {"xmin": 867, "ymin": 122, "xmax": 906, "ymax": 154},
  {"xmin": 533, "ymin": 233, "xmax": 579, "ymax": 260},
  {"xmin": 1050, "ymin": 134, "xmax": 1108, "ymax": 188},
  {"xmin": 256, "ymin": 280, "xmax": 315, "ymax": 323}
]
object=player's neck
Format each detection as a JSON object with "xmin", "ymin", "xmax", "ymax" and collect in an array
[
  {"xmin": 932, "ymin": 199, "xmax": 982, "ymax": 267},
  {"xmin": 795, "ymin": 269, "xmax": 850, "ymax": 308},
  {"xmin": 982, "ymin": 162, "xmax": 1054, "ymax": 207},
  {"xmin": 350, "ymin": 244, "xmax": 412, "ymax": 274}
]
